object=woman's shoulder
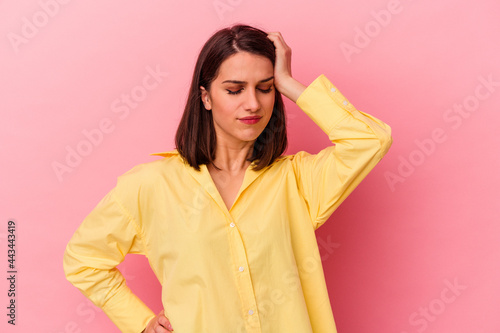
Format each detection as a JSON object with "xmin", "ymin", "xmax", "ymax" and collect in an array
[
  {"xmin": 270, "ymin": 148, "xmax": 334, "ymax": 171},
  {"xmin": 274, "ymin": 150, "xmax": 315, "ymax": 164},
  {"xmin": 115, "ymin": 148, "xmax": 183, "ymax": 186},
  {"xmin": 264, "ymin": 153, "xmax": 298, "ymax": 173}
]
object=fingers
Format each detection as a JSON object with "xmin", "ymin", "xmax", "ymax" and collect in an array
[
  {"xmin": 157, "ymin": 313, "xmax": 174, "ymax": 332},
  {"xmin": 145, "ymin": 309, "xmax": 174, "ymax": 333},
  {"xmin": 267, "ymin": 32, "xmax": 292, "ymax": 64},
  {"xmin": 267, "ymin": 32, "xmax": 291, "ymax": 53},
  {"xmin": 266, "ymin": 31, "xmax": 293, "ymax": 88}
]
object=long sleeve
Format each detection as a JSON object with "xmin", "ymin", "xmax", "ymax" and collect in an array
[
  {"xmin": 63, "ymin": 185, "xmax": 156, "ymax": 333},
  {"xmin": 291, "ymin": 74, "xmax": 393, "ymax": 230}
]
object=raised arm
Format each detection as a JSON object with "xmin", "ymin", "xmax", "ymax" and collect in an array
[
  {"xmin": 291, "ymin": 74, "xmax": 393, "ymax": 230},
  {"xmin": 266, "ymin": 31, "xmax": 392, "ymax": 230}
]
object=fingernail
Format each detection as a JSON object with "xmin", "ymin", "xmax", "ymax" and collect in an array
[{"xmin": 167, "ymin": 323, "xmax": 173, "ymax": 330}]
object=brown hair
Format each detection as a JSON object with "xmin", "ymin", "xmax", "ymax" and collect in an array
[{"xmin": 174, "ymin": 23, "xmax": 287, "ymax": 171}]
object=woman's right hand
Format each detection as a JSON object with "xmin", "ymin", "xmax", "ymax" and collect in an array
[{"xmin": 142, "ymin": 309, "xmax": 174, "ymax": 332}]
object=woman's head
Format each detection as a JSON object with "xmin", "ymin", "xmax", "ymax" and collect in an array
[{"xmin": 175, "ymin": 24, "xmax": 287, "ymax": 171}]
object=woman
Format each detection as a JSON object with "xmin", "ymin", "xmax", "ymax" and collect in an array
[{"xmin": 63, "ymin": 24, "xmax": 392, "ymax": 333}]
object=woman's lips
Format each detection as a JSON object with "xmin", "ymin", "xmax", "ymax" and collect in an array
[{"xmin": 239, "ymin": 116, "xmax": 261, "ymax": 125}]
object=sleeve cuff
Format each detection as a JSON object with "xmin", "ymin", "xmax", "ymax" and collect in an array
[
  {"xmin": 295, "ymin": 74, "xmax": 356, "ymax": 135},
  {"xmin": 100, "ymin": 284, "xmax": 156, "ymax": 333}
]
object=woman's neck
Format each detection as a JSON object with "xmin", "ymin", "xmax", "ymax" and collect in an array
[{"xmin": 210, "ymin": 142, "xmax": 254, "ymax": 174}]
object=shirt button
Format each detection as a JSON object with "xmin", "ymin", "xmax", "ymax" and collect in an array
[
  {"xmin": 239, "ymin": 266, "xmax": 244, "ymax": 272},
  {"xmin": 230, "ymin": 222, "xmax": 235, "ymax": 227},
  {"xmin": 330, "ymin": 87, "xmax": 336, "ymax": 92},
  {"xmin": 343, "ymin": 100, "xmax": 348, "ymax": 105},
  {"xmin": 248, "ymin": 309, "xmax": 254, "ymax": 315}
]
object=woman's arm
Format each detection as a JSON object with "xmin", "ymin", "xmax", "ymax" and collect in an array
[
  {"xmin": 63, "ymin": 186, "xmax": 156, "ymax": 333},
  {"xmin": 291, "ymin": 73, "xmax": 393, "ymax": 230},
  {"xmin": 267, "ymin": 31, "xmax": 392, "ymax": 230}
]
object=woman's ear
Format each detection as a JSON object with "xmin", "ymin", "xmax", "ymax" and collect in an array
[{"xmin": 200, "ymin": 86, "xmax": 211, "ymax": 110}]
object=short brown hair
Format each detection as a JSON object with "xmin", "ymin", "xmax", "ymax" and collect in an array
[{"xmin": 175, "ymin": 23, "xmax": 287, "ymax": 171}]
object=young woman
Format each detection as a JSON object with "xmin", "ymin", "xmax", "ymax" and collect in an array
[{"xmin": 63, "ymin": 24, "xmax": 392, "ymax": 333}]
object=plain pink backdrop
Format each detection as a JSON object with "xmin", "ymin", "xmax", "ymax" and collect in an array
[{"xmin": 1, "ymin": 0, "xmax": 499, "ymax": 332}]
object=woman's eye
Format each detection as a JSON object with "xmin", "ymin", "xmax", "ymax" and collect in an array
[{"xmin": 226, "ymin": 87, "xmax": 273, "ymax": 95}]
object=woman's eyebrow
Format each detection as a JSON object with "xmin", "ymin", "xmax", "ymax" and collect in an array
[{"xmin": 222, "ymin": 76, "xmax": 274, "ymax": 84}]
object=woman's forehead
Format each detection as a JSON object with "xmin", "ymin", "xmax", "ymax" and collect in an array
[{"xmin": 216, "ymin": 52, "xmax": 273, "ymax": 82}]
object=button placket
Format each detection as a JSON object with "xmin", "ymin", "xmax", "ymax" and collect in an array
[{"xmin": 226, "ymin": 216, "xmax": 262, "ymax": 332}]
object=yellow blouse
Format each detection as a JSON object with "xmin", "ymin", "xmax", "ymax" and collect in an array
[{"xmin": 63, "ymin": 74, "xmax": 392, "ymax": 333}]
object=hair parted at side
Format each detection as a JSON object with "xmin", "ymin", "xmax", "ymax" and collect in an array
[{"xmin": 174, "ymin": 23, "xmax": 287, "ymax": 171}]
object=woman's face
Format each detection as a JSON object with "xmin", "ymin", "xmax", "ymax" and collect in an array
[{"xmin": 200, "ymin": 51, "xmax": 275, "ymax": 149}]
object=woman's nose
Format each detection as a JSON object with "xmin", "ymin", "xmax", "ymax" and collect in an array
[{"xmin": 244, "ymin": 89, "xmax": 260, "ymax": 111}]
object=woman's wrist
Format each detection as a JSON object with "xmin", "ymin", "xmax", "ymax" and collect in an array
[{"xmin": 276, "ymin": 77, "xmax": 307, "ymax": 103}]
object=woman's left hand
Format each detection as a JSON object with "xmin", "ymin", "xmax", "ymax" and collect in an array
[
  {"xmin": 267, "ymin": 32, "xmax": 306, "ymax": 103},
  {"xmin": 267, "ymin": 32, "xmax": 293, "ymax": 90}
]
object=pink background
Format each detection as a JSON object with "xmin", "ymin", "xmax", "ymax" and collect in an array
[{"xmin": 1, "ymin": 0, "xmax": 499, "ymax": 332}]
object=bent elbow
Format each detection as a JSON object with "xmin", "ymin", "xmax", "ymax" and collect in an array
[
  {"xmin": 377, "ymin": 124, "xmax": 393, "ymax": 159},
  {"xmin": 62, "ymin": 245, "xmax": 81, "ymax": 285}
]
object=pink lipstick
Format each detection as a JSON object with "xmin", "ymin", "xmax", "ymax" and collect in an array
[{"xmin": 239, "ymin": 116, "xmax": 261, "ymax": 125}]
